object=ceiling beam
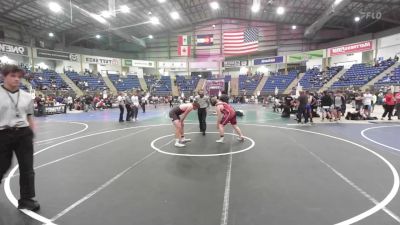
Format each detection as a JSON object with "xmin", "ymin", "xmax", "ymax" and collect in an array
[{"xmin": 0, "ymin": 0, "xmax": 37, "ymax": 16}]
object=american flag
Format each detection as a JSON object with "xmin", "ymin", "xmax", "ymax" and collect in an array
[{"xmin": 223, "ymin": 27, "xmax": 259, "ymax": 55}]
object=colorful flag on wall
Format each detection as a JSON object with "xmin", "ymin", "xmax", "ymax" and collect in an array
[
  {"xmin": 178, "ymin": 35, "xmax": 191, "ymax": 46},
  {"xmin": 196, "ymin": 34, "xmax": 214, "ymax": 46},
  {"xmin": 223, "ymin": 27, "xmax": 259, "ymax": 55},
  {"xmin": 178, "ymin": 45, "xmax": 191, "ymax": 56}
]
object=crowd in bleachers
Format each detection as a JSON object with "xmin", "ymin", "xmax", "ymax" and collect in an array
[
  {"xmin": 109, "ymin": 74, "xmax": 141, "ymax": 91},
  {"xmin": 66, "ymin": 71, "xmax": 106, "ymax": 92},
  {"xmin": 300, "ymin": 66, "xmax": 343, "ymax": 90},
  {"xmin": 262, "ymin": 70, "xmax": 298, "ymax": 94},
  {"xmin": 332, "ymin": 59, "xmax": 396, "ymax": 89},
  {"xmin": 375, "ymin": 64, "xmax": 400, "ymax": 88},
  {"xmin": 29, "ymin": 70, "xmax": 69, "ymax": 91},
  {"xmin": 239, "ymin": 73, "xmax": 263, "ymax": 94},
  {"xmin": 175, "ymin": 75, "xmax": 200, "ymax": 95},
  {"xmin": 144, "ymin": 75, "xmax": 172, "ymax": 96}
]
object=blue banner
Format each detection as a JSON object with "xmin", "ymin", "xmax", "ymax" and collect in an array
[
  {"xmin": 253, "ymin": 56, "xmax": 284, "ymax": 65},
  {"xmin": 196, "ymin": 34, "xmax": 214, "ymax": 46}
]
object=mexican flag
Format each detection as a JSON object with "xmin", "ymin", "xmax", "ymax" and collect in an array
[
  {"xmin": 178, "ymin": 35, "xmax": 191, "ymax": 46},
  {"xmin": 178, "ymin": 45, "xmax": 191, "ymax": 56}
]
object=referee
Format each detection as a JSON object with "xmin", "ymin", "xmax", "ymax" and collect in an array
[
  {"xmin": 0, "ymin": 65, "xmax": 40, "ymax": 211},
  {"xmin": 195, "ymin": 90, "xmax": 209, "ymax": 135}
]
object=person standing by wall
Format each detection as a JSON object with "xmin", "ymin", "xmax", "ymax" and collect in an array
[
  {"xmin": 195, "ymin": 90, "xmax": 209, "ymax": 135},
  {"xmin": 0, "ymin": 65, "xmax": 40, "ymax": 211}
]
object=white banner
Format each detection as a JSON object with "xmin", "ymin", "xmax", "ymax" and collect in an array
[
  {"xmin": 83, "ymin": 55, "xmax": 120, "ymax": 65},
  {"xmin": 158, "ymin": 61, "xmax": 187, "ymax": 69},
  {"xmin": 123, "ymin": 59, "xmax": 155, "ymax": 68}
]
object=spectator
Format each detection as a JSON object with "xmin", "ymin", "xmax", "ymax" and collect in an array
[{"xmin": 381, "ymin": 90, "xmax": 395, "ymax": 120}]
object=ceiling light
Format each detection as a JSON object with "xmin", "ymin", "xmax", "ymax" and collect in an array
[
  {"xmin": 48, "ymin": 32, "xmax": 54, "ymax": 37},
  {"xmin": 48, "ymin": 2, "xmax": 62, "ymax": 13},
  {"xmin": 91, "ymin": 13, "xmax": 107, "ymax": 24},
  {"xmin": 120, "ymin": 5, "xmax": 130, "ymax": 13},
  {"xmin": 95, "ymin": 34, "xmax": 101, "ymax": 39},
  {"xmin": 148, "ymin": 11, "xmax": 152, "ymax": 15},
  {"xmin": 148, "ymin": 35, "xmax": 154, "ymax": 39},
  {"xmin": 158, "ymin": 0, "xmax": 166, "ymax": 2},
  {"xmin": 210, "ymin": 1, "xmax": 219, "ymax": 10},
  {"xmin": 212, "ymin": 24, "xmax": 216, "ymax": 28},
  {"xmin": 170, "ymin": 11, "xmax": 180, "ymax": 20},
  {"xmin": 150, "ymin": 16, "xmax": 160, "ymax": 25},
  {"xmin": 101, "ymin": 10, "xmax": 111, "ymax": 18},
  {"xmin": 334, "ymin": 0, "xmax": 343, "ymax": 5},
  {"xmin": 251, "ymin": 0, "xmax": 260, "ymax": 13},
  {"xmin": 292, "ymin": 25, "xmax": 297, "ymax": 30},
  {"xmin": 277, "ymin": 6, "xmax": 285, "ymax": 15},
  {"xmin": 354, "ymin": 16, "xmax": 360, "ymax": 22}
]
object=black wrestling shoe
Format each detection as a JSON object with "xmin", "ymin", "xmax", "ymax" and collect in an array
[
  {"xmin": 18, "ymin": 199, "xmax": 40, "ymax": 211},
  {"xmin": 202, "ymin": 131, "xmax": 206, "ymax": 136}
]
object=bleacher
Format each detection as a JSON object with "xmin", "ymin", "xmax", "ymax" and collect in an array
[
  {"xmin": 261, "ymin": 70, "xmax": 298, "ymax": 94},
  {"xmin": 31, "ymin": 70, "xmax": 67, "ymax": 90},
  {"xmin": 144, "ymin": 75, "xmax": 171, "ymax": 96},
  {"xmin": 239, "ymin": 74, "xmax": 262, "ymax": 94},
  {"xmin": 66, "ymin": 71, "xmax": 106, "ymax": 91},
  {"xmin": 331, "ymin": 60, "xmax": 394, "ymax": 89},
  {"xmin": 176, "ymin": 75, "xmax": 200, "ymax": 95},
  {"xmin": 108, "ymin": 74, "xmax": 141, "ymax": 91},
  {"xmin": 299, "ymin": 66, "xmax": 343, "ymax": 91},
  {"xmin": 374, "ymin": 65, "xmax": 400, "ymax": 88}
]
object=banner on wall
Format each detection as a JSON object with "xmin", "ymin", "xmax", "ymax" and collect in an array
[
  {"xmin": 196, "ymin": 34, "xmax": 214, "ymax": 46},
  {"xmin": 36, "ymin": 49, "xmax": 79, "ymax": 61},
  {"xmin": 253, "ymin": 56, "xmax": 284, "ymax": 65},
  {"xmin": 205, "ymin": 79, "xmax": 225, "ymax": 96},
  {"xmin": 287, "ymin": 49, "xmax": 325, "ymax": 63},
  {"xmin": 123, "ymin": 59, "xmax": 155, "ymax": 68},
  {"xmin": 83, "ymin": 55, "xmax": 120, "ymax": 65},
  {"xmin": 158, "ymin": 61, "xmax": 187, "ymax": 69},
  {"xmin": 223, "ymin": 60, "xmax": 248, "ymax": 68},
  {"xmin": 0, "ymin": 42, "xmax": 28, "ymax": 56},
  {"xmin": 328, "ymin": 40, "xmax": 373, "ymax": 57}
]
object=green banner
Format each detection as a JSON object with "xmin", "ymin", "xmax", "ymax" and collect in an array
[
  {"xmin": 123, "ymin": 59, "xmax": 132, "ymax": 66},
  {"xmin": 287, "ymin": 49, "xmax": 325, "ymax": 63}
]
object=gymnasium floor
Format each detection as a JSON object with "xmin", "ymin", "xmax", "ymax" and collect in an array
[{"xmin": 1, "ymin": 104, "xmax": 400, "ymax": 225}]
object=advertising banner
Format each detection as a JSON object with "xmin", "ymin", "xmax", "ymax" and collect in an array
[
  {"xmin": 83, "ymin": 55, "xmax": 120, "ymax": 65},
  {"xmin": 253, "ymin": 56, "xmax": 284, "ymax": 65},
  {"xmin": 158, "ymin": 61, "xmax": 187, "ymax": 69},
  {"xmin": 123, "ymin": 59, "xmax": 155, "ymax": 68},
  {"xmin": 287, "ymin": 49, "xmax": 325, "ymax": 63},
  {"xmin": 0, "ymin": 42, "xmax": 28, "ymax": 56},
  {"xmin": 36, "ymin": 48, "xmax": 79, "ymax": 61},
  {"xmin": 223, "ymin": 60, "xmax": 248, "ymax": 68},
  {"xmin": 328, "ymin": 40, "xmax": 373, "ymax": 57}
]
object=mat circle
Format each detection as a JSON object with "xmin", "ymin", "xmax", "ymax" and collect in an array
[{"xmin": 151, "ymin": 132, "xmax": 255, "ymax": 157}]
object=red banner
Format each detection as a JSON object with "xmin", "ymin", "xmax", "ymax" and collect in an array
[{"xmin": 328, "ymin": 40, "xmax": 373, "ymax": 57}]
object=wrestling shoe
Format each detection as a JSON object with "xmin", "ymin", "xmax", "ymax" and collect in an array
[
  {"xmin": 174, "ymin": 142, "xmax": 186, "ymax": 147},
  {"xmin": 18, "ymin": 199, "xmax": 40, "ymax": 212},
  {"xmin": 216, "ymin": 138, "xmax": 224, "ymax": 143}
]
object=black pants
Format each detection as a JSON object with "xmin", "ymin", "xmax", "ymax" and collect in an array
[
  {"xmin": 141, "ymin": 103, "xmax": 146, "ymax": 113},
  {"xmin": 119, "ymin": 105, "xmax": 125, "ymax": 122},
  {"xmin": 125, "ymin": 104, "xmax": 132, "ymax": 121},
  {"xmin": 132, "ymin": 106, "xmax": 139, "ymax": 119},
  {"xmin": 198, "ymin": 108, "xmax": 207, "ymax": 132},
  {"xmin": 0, "ymin": 127, "xmax": 35, "ymax": 200},
  {"xmin": 169, "ymin": 101, "xmax": 173, "ymax": 108},
  {"xmin": 382, "ymin": 105, "xmax": 395, "ymax": 119},
  {"xmin": 68, "ymin": 103, "xmax": 73, "ymax": 111},
  {"xmin": 297, "ymin": 106, "xmax": 309, "ymax": 123}
]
